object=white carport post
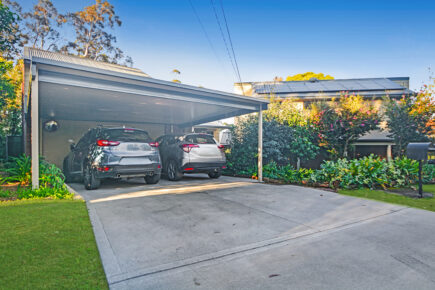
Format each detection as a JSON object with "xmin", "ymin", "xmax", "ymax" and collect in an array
[
  {"xmin": 258, "ymin": 107, "xmax": 263, "ymax": 182},
  {"xmin": 31, "ymin": 66, "xmax": 39, "ymax": 189}
]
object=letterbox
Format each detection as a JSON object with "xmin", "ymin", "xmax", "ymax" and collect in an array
[{"xmin": 406, "ymin": 142, "xmax": 434, "ymax": 161}]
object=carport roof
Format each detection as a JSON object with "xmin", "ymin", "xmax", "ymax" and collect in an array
[{"xmin": 24, "ymin": 47, "xmax": 268, "ymax": 127}]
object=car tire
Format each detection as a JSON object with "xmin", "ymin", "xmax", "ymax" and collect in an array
[
  {"xmin": 83, "ymin": 163, "xmax": 101, "ymax": 190},
  {"xmin": 208, "ymin": 171, "xmax": 222, "ymax": 179},
  {"xmin": 63, "ymin": 159, "xmax": 72, "ymax": 183},
  {"xmin": 167, "ymin": 160, "xmax": 183, "ymax": 181},
  {"xmin": 145, "ymin": 174, "xmax": 161, "ymax": 184}
]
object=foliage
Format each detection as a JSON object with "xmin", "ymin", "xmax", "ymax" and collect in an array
[
  {"xmin": 314, "ymin": 155, "xmax": 421, "ymax": 189},
  {"xmin": 285, "ymin": 72, "xmax": 334, "ymax": 81},
  {"xmin": 0, "ymin": 57, "xmax": 22, "ymax": 137},
  {"xmin": 1, "ymin": 154, "xmax": 71, "ymax": 199},
  {"xmin": 225, "ymin": 114, "xmax": 318, "ymax": 175},
  {"xmin": 384, "ymin": 80, "xmax": 435, "ymax": 156},
  {"xmin": 0, "ymin": 200, "xmax": 108, "ymax": 289},
  {"xmin": 2, "ymin": 154, "xmax": 31, "ymax": 185},
  {"xmin": 62, "ymin": 0, "xmax": 132, "ymax": 66},
  {"xmin": 265, "ymin": 98, "xmax": 308, "ymax": 127},
  {"xmin": 228, "ymin": 154, "xmax": 435, "ymax": 190},
  {"xmin": 20, "ymin": 0, "xmax": 66, "ymax": 50},
  {"xmin": 0, "ymin": 0, "xmax": 21, "ymax": 58},
  {"xmin": 310, "ymin": 94, "xmax": 379, "ymax": 158}
]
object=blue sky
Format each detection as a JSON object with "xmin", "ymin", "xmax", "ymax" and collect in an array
[{"xmin": 19, "ymin": 0, "xmax": 435, "ymax": 92}]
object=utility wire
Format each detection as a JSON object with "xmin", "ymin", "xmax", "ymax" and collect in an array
[
  {"xmin": 209, "ymin": 0, "xmax": 239, "ymax": 83},
  {"xmin": 187, "ymin": 0, "xmax": 225, "ymax": 71},
  {"xmin": 218, "ymin": 0, "xmax": 245, "ymax": 95}
]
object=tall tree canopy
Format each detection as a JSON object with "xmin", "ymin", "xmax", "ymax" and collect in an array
[
  {"xmin": 20, "ymin": 0, "xmax": 66, "ymax": 50},
  {"xmin": 62, "ymin": 0, "xmax": 132, "ymax": 66},
  {"xmin": 285, "ymin": 72, "xmax": 334, "ymax": 81},
  {"xmin": 384, "ymin": 80, "xmax": 435, "ymax": 156},
  {"xmin": 0, "ymin": 0, "xmax": 21, "ymax": 58}
]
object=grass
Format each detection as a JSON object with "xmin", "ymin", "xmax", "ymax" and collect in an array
[
  {"xmin": 0, "ymin": 199, "xmax": 108, "ymax": 289},
  {"xmin": 338, "ymin": 184, "xmax": 435, "ymax": 212}
]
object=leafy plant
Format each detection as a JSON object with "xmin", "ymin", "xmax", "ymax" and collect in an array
[
  {"xmin": 2, "ymin": 154, "xmax": 31, "ymax": 185},
  {"xmin": 1, "ymin": 154, "xmax": 71, "ymax": 199}
]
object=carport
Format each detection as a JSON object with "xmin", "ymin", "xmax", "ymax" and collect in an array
[{"xmin": 22, "ymin": 48, "xmax": 268, "ymax": 188}]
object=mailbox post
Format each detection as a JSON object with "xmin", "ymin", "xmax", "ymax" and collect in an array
[{"xmin": 406, "ymin": 142, "xmax": 434, "ymax": 198}]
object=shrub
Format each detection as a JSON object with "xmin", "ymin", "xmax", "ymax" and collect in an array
[
  {"xmin": 2, "ymin": 154, "xmax": 31, "ymax": 185},
  {"xmin": 235, "ymin": 155, "xmax": 430, "ymax": 190},
  {"xmin": 423, "ymin": 163, "xmax": 435, "ymax": 183},
  {"xmin": 1, "ymin": 154, "xmax": 71, "ymax": 199}
]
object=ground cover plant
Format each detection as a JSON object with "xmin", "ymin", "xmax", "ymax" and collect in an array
[{"xmin": 0, "ymin": 199, "xmax": 108, "ymax": 289}]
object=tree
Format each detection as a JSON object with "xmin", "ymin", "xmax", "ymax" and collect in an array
[
  {"xmin": 384, "ymin": 80, "xmax": 435, "ymax": 156},
  {"xmin": 0, "ymin": 0, "xmax": 21, "ymax": 58},
  {"xmin": 20, "ymin": 0, "xmax": 66, "ymax": 51},
  {"xmin": 310, "ymin": 94, "xmax": 379, "ymax": 158},
  {"xmin": 285, "ymin": 72, "xmax": 334, "ymax": 81},
  {"xmin": 0, "ymin": 57, "xmax": 22, "ymax": 137},
  {"xmin": 265, "ymin": 98, "xmax": 319, "ymax": 168},
  {"xmin": 63, "ymin": 0, "xmax": 132, "ymax": 66}
]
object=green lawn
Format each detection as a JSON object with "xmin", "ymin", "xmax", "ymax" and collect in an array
[
  {"xmin": 0, "ymin": 199, "xmax": 108, "ymax": 289},
  {"xmin": 338, "ymin": 184, "xmax": 435, "ymax": 212}
]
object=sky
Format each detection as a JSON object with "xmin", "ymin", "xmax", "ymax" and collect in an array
[{"xmin": 18, "ymin": 0, "xmax": 435, "ymax": 92}]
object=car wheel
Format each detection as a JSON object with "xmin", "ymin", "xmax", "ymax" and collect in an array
[
  {"xmin": 63, "ymin": 159, "xmax": 72, "ymax": 183},
  {"xmin": 167, "ymin": 160, "xmax": 183, "ymax": 181},
  {"xmin": 145, "ymin": 174, "xmax": 161, "ymax": 184},
  {"xmin": 83, "ymin": 163, "xmax": 101, "ymax": 190},
  {"xmin": 208, "ymin": 171, "xmax": 222, "ymax": 179}
]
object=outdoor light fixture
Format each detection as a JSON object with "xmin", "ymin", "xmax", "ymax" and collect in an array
[{"xmin": 43, "ymin": 120, "xmax": 59, "ymax": 132}]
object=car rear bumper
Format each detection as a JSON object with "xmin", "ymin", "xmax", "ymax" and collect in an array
[
  {"xmin": 95, "ymin": 164, "xmax": 162, "ymax": 179},
  {"xmin": 182, "ymin": 162, "xmax": 226, "ymax": 173}
]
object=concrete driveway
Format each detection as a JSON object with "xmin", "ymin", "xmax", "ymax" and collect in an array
[{"xmin": 69, "ymin": 175, "xmax": 435, "ymax": 289}]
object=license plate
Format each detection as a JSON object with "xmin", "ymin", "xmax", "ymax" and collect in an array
[{"xmin": 120, "ymin": 157, "xmax": 151, "ymax": 165}]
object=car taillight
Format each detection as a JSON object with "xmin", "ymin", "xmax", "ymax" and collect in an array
[
  {"xmin": 149, "ymin": 142, "xmax": 159, "ymax": 147},
  {"xmin": 181, "ymin": 143, "xmax": 199, "ymax": 153},
  {"xmin": 96, "ymin": 140, "xmax": 120, "ymax": 146},
  {"xmin": 218, "ymin": 144, "xmax": 225, "ymax": 150}
]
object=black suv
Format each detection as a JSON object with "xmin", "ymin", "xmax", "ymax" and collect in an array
[{"xmin": 63, "ymin": 127, "xmax": 162, "ymax": 190}]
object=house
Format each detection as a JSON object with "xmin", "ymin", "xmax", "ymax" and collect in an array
[{"xmin": 234, "ymin": 77, "xmax": 413, "ymax": 161}]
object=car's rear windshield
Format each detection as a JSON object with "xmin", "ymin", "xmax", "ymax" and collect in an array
[
  {"xmin": 101, "ymin": 129, "xmax": 152, "ymax": 142},
  {"xmin": 185, "ymin": 134, "xmax": 216, "ymax": 144}
]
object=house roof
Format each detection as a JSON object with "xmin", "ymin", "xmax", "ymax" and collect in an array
[
  {"xmin": 24, "ymin": 47, "xmax": 150, "ymax": 78},
  {"xmin": 240, "ymin": 77, "xmax": 412, "ymax": 100}
]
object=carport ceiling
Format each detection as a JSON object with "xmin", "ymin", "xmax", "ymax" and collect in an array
[{"xmin": 26, "ymin": 48, "xmax": 268, "ymax": 127}]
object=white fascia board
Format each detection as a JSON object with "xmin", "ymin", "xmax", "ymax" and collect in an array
[{"xmin": 38, "ymin": 73, "xmax": 257, "ymax": 111}]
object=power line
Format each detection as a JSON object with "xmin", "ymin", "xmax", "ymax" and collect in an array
[
  {"xmin": 209, "ymin": 0, "xmax": 239, "ymax": 83},
  {"xmin": 187, "ymin": 0, "xmax": 224, "ymax": 70},
  {"xmin": 217, "ymin": 0, "xmax": 244, "ymax": 94}
]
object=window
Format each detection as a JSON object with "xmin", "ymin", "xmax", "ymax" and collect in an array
[
  {"xmin": 100, "ymin": 129, "xmax": 152, "ymax": 142},
  {"xmin": 185, "ymin": 134, "xmax": 216, "ymax": 144}
]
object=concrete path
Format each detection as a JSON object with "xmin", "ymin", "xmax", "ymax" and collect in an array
[{"xmin": 69, "ymin": 175, "xmax": 435, "ymax": 289}]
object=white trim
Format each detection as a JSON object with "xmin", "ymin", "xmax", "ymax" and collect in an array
[
  {"xmin": 38, "ymin": 74, "xmax": 257, "ymax": 111},
  {"xmin": 31, "ymin": 67, "xmax": 39, "ymax": 189},
  {"xmin": 258, "ymin": 108, "xmax": 263, "ymax": 182}
]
